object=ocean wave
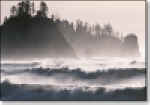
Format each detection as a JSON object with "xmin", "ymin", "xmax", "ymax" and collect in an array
[
  {"xmin": 1, "ymin": 67, "xmax": 146, "ymax": 90},
  {"xmin": 1, "ymin": 57, "xmax": 145, "ymax": 72},
  {"xmin": 2, "ymin": 67, "xmax": 145, "ymax": 79},
  {"xmin": 0, "ymin": 80, "xmax": 146, "ymax": 101}
]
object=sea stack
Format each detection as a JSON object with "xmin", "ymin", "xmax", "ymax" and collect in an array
[{"xmin": 121, "ymin": 33, "xmax": 140, "ymax": 57}]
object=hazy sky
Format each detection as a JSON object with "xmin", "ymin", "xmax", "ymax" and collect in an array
[{"xmin": 1, "ymin": 1, "xmax": 145, "ymax": 56}]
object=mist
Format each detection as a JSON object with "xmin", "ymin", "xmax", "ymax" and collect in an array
[
  {"xmin": 1, "ymin": 1, "xmax": 145, "ymax": 59},
  {"xmin": 0, "ymin": 0, "xmax": 146, "ymax": 101}
]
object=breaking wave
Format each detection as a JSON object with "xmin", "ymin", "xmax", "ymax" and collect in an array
[
  {"xmin": 1, "ymin": 57, "xmax": 145, "ymax": 71},
  {"xmin": 1, "ymin": 57, "xmax": 146, "ymax": 100},
  {"xmin": 1, "ymin": 80, "xmax": 146, "ymax": 101},
  {"xmin": 1, "ymin": 67, "xmax": 146, "ymax": 91}
]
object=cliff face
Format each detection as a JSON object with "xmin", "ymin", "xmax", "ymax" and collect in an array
[{"xmin": 1, "ymin": 16, "xmax": 77, "ymax": 60}]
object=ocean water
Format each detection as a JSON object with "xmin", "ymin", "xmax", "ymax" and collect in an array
[
  {"xmin": 1, "ymin": 57, "xmax": 146, "ymax": 92},
  {"xmin": 1, "ymin": 57, "xmax": 145, "ymax": 71}
]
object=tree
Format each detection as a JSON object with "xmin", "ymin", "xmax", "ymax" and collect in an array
[
  {"xmin": 31, "ymin": 2, "xmax": 35, "ymax": 15},
  {"xmin": 10, "ymin": 6, "xmax": 17, "ymax": 17},
  {"xmin": 76, "ymin": 19, "xmax": 83, "ymax": 32},
  {"xmin": 51, "ymin": 14, "xmax": 55, "ymax": 21},
  {"xmin": 39, "ymin": 1, "xmax": 48, "ymax": 17},
  {"xmin": 17, "ymin": 0, "xmax": 32, "ymax": 16},
  {"xmin": 17, "ymin": 2, "xmax": 23, "ymax": 16},
  {"xmin": 24, "ymin": 0, "xmax": 32, "ymax": 15},
  {"xmin": 4, "ymin": 16, "xmax": 8, "ymax": 24},
  {"xmin": 103, "ymin": 24, "xmax": 113, "ymax": 36},
  {"xmin": 83, "ymin": 22, "xmax": 88, "ymax": 32},
  {"xmin": 95, "ymin": 24, "xmax": 101, "ymax": 39}
]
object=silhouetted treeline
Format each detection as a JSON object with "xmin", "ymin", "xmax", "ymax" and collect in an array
[{"xmin": 1, "ymin": 0, "xmax": 140, "ymax": 60}]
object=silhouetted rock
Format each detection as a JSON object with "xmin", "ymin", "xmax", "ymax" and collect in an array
[{"xmin": 121, "ymin": 33, "xmax": 140, "ymax": 57}]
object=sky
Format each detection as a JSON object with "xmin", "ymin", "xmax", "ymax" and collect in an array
[{"xmin": 1, "ymin": 1, "xmax": 145, "ymax": 56}]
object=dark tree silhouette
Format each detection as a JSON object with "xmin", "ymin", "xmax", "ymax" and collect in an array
[
  {"xmin": 76, "ymin": 19, "xmax": 83, "ymax": 32},
  {"xmin": 24, "ymin": 0, "xmax": 32, "ymax": 15},
  {"xmin": 95, "ymin": 24, "xmax": 101, "ymax": 40},
  {"xmin": 31, "ymin": 2, "xmax": 35, "ymax": 15},
  {"xmin": 17, "ymin": 2, "xmax": 25, "ymax": 16},
  {"xmin": 38, "ymin": 1, "xmax": 48, "ymax": 17},
  {"xmin": 16, "ymin": 0, "xmax": 32, "ymax": 16},
  {"xmin": 103, "ymin": 23, "xmax": 113, "ymax": 36},
  {"xmin": 4, "ymin": 16, "xmax": 8, "ymax": 24},
  {"xmin": 10, "ymin": 6, "xmax": 17, "ymax": 17}
]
